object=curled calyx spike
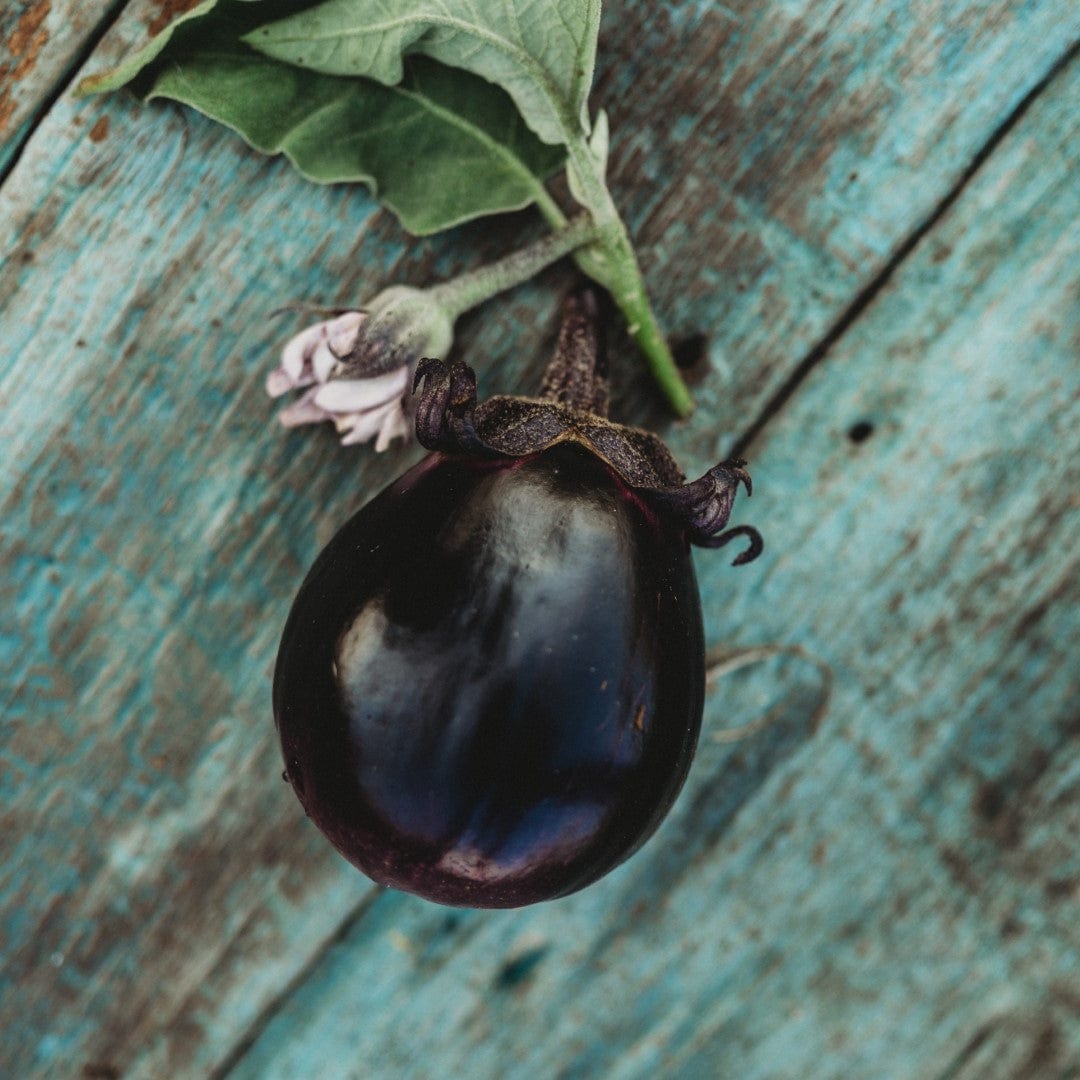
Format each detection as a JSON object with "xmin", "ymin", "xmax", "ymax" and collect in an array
[
  {"xmin": 414, "ymin": 358, "xmax": 492, "ymax": 456},
  {"xmin": 648, "ymin": 459, "xmax": 763, "ymax": 566},
  {"xmin": 411, "ymin": 289, "xmax": 763, "ymax": 567},
  {"xmin": 700, "ymin": 526, "xmax": 765, "ymax": 566}
]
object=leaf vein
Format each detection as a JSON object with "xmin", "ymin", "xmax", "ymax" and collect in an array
[{"xmin": 260, "ymin": 11, "xmax": 579, "ymax": 140}]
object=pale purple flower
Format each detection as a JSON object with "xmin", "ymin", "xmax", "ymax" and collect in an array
[
  {"xmin": 266, "ymin": 313, "xmax": 411, "ymax": 452},
  {"xmin": 266, "ymin": 287, "xmax": 455, "ymax": 452},
  {"xmin": 265, "ymin": 311, "xmax": 362, "ymax": 397}
]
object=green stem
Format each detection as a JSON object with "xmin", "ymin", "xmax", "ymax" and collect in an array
[
  {"xmin": 533, "ymin": 185, "xmax": 569, "ymax": 231},
  {"xmin": 562, "ymin": 140, "xmax": 695, "ymax": 417},
  {"xmin": 429, "ymin": 215, "xmax": 598, "ymax": 320}
]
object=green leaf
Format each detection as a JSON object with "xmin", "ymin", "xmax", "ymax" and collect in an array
[
  {"xmin": 78, "ymin": 3, "xmax": 564, "ymax": 235},
  {"xmin": 78, "ymin": 1, "xmax": 329, "ymax": 96},
  {"xmin": 77, "ymin": 0, "xmax": 223, "ymax": 95},
  {"xmin": 243, "ymin": 0, "xmax": 601, "ymax": 146},
  {"xmin": 567, "ymin": 107, "xmax": 608, "ymax": 209}
]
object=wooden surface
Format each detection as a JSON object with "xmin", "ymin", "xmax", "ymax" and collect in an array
[{"xmin": 1, "ymin": 1, "xmax": 1077, "ymax": 1077}]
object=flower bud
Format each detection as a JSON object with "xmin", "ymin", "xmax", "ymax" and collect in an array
[
  {"xmin": 337, "ymin": 286, "xmax": 454, "ymax": 378},
  {"xmin": 266, "ymin": 286, "xmax": 454, "ymax": 452}
]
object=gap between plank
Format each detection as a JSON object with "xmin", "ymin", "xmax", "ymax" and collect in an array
[
  {"xmin": 208, "ymin": 33, "xmax": 1080, "ymax": 1080},
  {"xmin": 728, "ymin": 36, "xmax": 1080, "ymax": 461},
  {"xmin": 0, "ymin": 0, "xmax": 130, "ymax": 189},
  {"xmin": 4, "ymin": 10, "xmax": 1070, "ymax": 1075},
  {"xmin": 210, "ymin": 887, "xmax": 386, "ymax": 1080}
]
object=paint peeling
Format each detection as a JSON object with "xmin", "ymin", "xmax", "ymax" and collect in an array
[
  {"xmin": 7, "ymin": 1, "xmax": 51, "ymax": 60},
  {"xmin": 147, "ymin": 0, "xmax": 205, "ymax": 39},
  {"xmin": 0, "ymin": 82, "xmax": 14, "ymax": 134},
  {"xmin": 0, "ymin": 0, "xmax": 50, "ymax": 134}
]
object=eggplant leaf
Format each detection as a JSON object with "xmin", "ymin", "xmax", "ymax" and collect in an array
[
  {"xmin": 244, "ymin": 0, "xmax": 600, "ymax": 146},
  {"xmin": 77, "ymin": 0, "xmax": 224, "ymax": 96},
  {"xmin": 79, "ymin": 2, "xmax": 565, "ymax": 234}
]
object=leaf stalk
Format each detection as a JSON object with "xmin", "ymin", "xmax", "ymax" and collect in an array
[
  {"xmin": 428, "ymin": 215, "xmax": 599, "ymax": 320},
  {"xmin": 561, "ymin": 139, "xmax": 695, "ymax": 417}
]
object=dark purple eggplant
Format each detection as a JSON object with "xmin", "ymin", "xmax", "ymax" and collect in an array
[{"xmin": 273, "ymin": 292, "xmax": 761, "ymax": 908}]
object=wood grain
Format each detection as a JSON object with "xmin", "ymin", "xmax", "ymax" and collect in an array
[
  {"xmin": 214, "ymin": 53, "xmax": 1080, "ymax": 1080},
  {"xmin": 0, "ymin": 2, "xmax": 199, "ymax": 174},
  {"xmin": 1, "ymin": 1, "xmax": 90, "ymax": 173},
  {"xmin": 0, "ymin": 0, "xmax": 1077, "ymax": 1076}
]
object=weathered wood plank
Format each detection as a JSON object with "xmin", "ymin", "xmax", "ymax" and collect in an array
[
  {"xmin": 1, "ymin": 1, "xmax": 127, "ymax": 174},
  {"xmin": 0, "ymin": 0, "xmax": 1077, "ymax": 1077},
  {"xmin": 0, "ymin": 3, "xmax": 233, "ymax": 177},
  {"xmin": 595, "ymin": 1, "xmax": 1080, "ymax": 441},
  {"xmin": 221, "ymin": 57, "xmax": 1080, "ymax": 1079}
]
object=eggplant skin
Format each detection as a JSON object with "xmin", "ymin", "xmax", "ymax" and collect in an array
[{"xmin": 273, "ymin": 442, "xmax": 705, "ymax": 908}]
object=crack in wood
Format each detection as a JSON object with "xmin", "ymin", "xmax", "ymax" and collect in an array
[
  {"xmin": 3, "ymin": 5, "xmax": 1078, "ymax": 1077},
  {"xmin": 728, "ymin": 37, "xmax": 1080, "ymax": 462},
  {"xmin": 209, "ymin": 888, "xmax": 386, "ymax": 1080},
  {"xmin": 0, "ymin": 0, "xmax": 127, "ymax": 186}
]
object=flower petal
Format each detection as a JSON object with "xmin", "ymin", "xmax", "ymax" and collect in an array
[
  {"xmin": 313, "ymin": 366, "xmax": 409, "ymax": 414},
  {"xmin": 281, "ymin": 322, "xmax": 327, "ymax": 383},
  {"xmin": 374, "ymin": 400, "xmax": 411, "ymax": 452},
  {"xmin": 265, "ymin": 367, "xmax": 299, "ymax": 398},
  {"xmin": 336, "ymin": 400, "xmax": 400, "ymax": 446},
  {"xmin": 310, "ymin": 340, "xmax": 339, "ymax": 384},
  {"xmin": 278, "ymin": 387, "xmax": 331, "ymax": 428},
  {"xmin": 326, "ymin": 311, "xmax": 365, "ymax": 355}
]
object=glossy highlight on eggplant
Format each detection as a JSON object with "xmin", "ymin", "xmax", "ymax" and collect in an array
[{"xmin": 273, "ymin": 291, "xmax": 761, "ymax": 907}]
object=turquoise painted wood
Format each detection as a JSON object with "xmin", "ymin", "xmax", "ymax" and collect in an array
[
  {"xmin": 0, "ymin": 1, "xmax": 126, "ymax": 176},
  {"xmin": 1, "ymin": 1, "xmax": 1077, "ymax": 1077}
]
